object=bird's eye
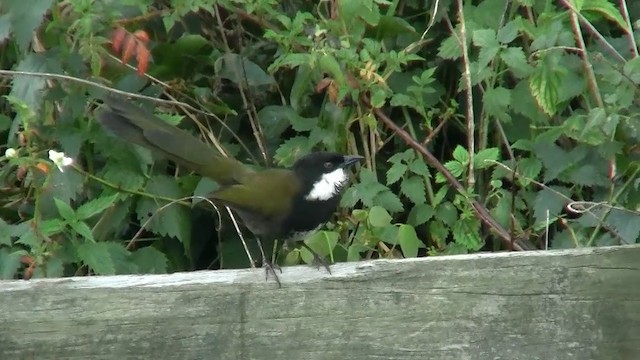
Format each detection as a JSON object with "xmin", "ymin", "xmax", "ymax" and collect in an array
[{"xmin": 324, "ymin": 161, "xmax": 333, "ymax": 169}]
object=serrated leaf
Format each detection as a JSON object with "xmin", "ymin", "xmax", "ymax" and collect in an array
[
  {"xmin": 529, "ymin": 59, "xmax": 561, "ymax": 116},
  {"xmin": 452, "ymin": 218, "xmax": 483, "ymax": 250},
  {"xmin": 0, "ymin": 219, "xmax": 15, "ymax": 245},
  {"xmin": 474, "ymin": 147, "xmax": 500, "ymax": 169},
  {"xmin": 343, "ymin": 169, "xmax": 388, "ymax": 207},
  {"xmin": 368, "ymin": 206, "xmax": 392, "ymax": 227},
  {"xmin": 436, "ymin": 202, "xmax": 458, "ymax": 226},
  {"xmin": 5, "ymin": 0, "xmax": 54, "ymax": 52},
  {"xmin": 501, "ymin": 47, "xmax": 533, "ymax": 78},
  {"xmin": 533, "ymin": 141, "xmax": 571, "ymax": 182},
  {"xmin": 603, "ymin": 208, "xmax": 640, "ymax": 244},
  {"xmin": 192, "ymin": 177, "xmax": 219, "ymax": 206},
  {"xmin": 373, "ymin": 190, "xmax": 404, "ymax": 213},
  {"xmin": 452, "ymin": 146, "xmax": 469, "ymax": 163},
  {"xmin": 215, "ymin": 53, "xmax": 275, "ymax": 87},
  {"xmin": 533, "ymin": 186, "xmax": 570, "ymax": 225},
  {"xmin": 497, "ymin": 20, "xmax": 519, "ymax": 44},
  {"xmin": 582, "ymin": 0, "xmax": 628, "ymax": 31},
  {"xmin": 398, "ymin": 224, "xmax": 424, "ymax": 258},
  {"xmin": 347, "ymin": 244, "xmax": 369, "ymax": 261},
  {"xmin": 78, "ymin": 242, "xmax": 115, "ymax": 275},
  {"xmin": 407, "ymin": 203, "xmax": 435, "ymax": 226},
  {"xmin": 0, "ymin": 248, "xmax": 24, "ymax": 279},
  {"xmin": 438, "ymin": 31, "xmax": 462, "ymax": 60},
  {"xmin": 408, "ymin": 159, "xmax": 430, "ymax": 177},
  {"xmin": 106, "ymin": 242, "xmax": 137, "ymax": 274},
  {"xmin": 54, "ymin": 198, "xmax": 76, "ymax": 222},
  {"xmin": 400, "ymin": 176, "xmax": 426, "ymax": 204},
  {"xmin": 274, "ymin": 136, "xmax": 313, "ymax": 167},
  {"xmin": 386, "ymin": 162, "xmax": 407, "ymax": 185},
  {"xmin": 69, "ymin": 221, "xmax": 95, "ymax": 242},
  {"xmin": 517, "ymin": 157, "xmax": 542, "ymax": 186},
  {"xmin": 301, "ymin": 231, "xmax": 339, "ymax": 264},
  {"xmin": 428, "ymin": 220, "xmax": 449, "ymax": 246},
  {"xmin": 131, "ymin": 247, "xmax": 168, "ymax": 274},
  {"xmin": 136, "ymin": 176, "xmax": 191, "ymax": 247},
  {"xmin": 483, "ymin": 87, "xmax": 511, "ymax": 121},
  {"xmin": 76, "ymin": 195, "xmax": 118, "ymax": 220},
  {"xmin": 444, "ymin": 160, "xmax": 465, "ymax": 177}
]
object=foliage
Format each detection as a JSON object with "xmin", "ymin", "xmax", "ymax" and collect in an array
[{"xmin": 0, "ymin": 0, "xmax": 639, "ymax": 279}]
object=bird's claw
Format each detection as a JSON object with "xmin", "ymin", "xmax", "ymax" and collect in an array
[{"xmin": 262, "ymin": 260, "xmax": 282, "ymax": 287}]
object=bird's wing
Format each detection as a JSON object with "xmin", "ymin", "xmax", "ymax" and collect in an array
[{"xmin": 209, "ymin": 169, "xmax": 300, "ymax": 216}]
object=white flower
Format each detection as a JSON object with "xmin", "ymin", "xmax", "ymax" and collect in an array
[
  {"xmin": 4, "ymin": 148, "xmax": 17, "ymax": 158},
  {"xmin": 48, "ymin": 150, "xmax": 73, "ymax": 172}
]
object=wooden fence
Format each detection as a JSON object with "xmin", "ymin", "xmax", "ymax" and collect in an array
[{"xmin": 1, "ymin": 245, "xmax": 639, "ymax": 359}]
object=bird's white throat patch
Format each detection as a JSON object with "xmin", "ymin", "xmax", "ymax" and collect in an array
[{"xmin": 304, "ymin": 168, "xmax": 348, "ymax": 201}]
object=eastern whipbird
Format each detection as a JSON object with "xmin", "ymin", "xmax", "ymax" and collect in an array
[{"xmin": 97, "ymin": 96, "xmax": 363, "ymax": 285}]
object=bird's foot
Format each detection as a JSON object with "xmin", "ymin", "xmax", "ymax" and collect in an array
[
  {"xmin": 301, "ymin": 243, "xmax": 332, "ymax": 274},
  {"xmin": 311, "ymin": 254, "xmax": 332, "ymax": 274},
  {"xmin": 262, "ymin": 260, "xmax": 282, "ymax": 288}
]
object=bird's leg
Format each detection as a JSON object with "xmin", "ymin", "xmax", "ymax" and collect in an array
[
  {"xmin": 300, "ymin": 242, "xmax": 332, "ymax": 274},
  {"xmin": 256, "ymin": 237, "xmax": 282, "ymax": 287}
]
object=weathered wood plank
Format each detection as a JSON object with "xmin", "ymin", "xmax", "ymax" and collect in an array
[{"xmin": 1, "ymin": 245, "xmax": 639, "ymax": 360}]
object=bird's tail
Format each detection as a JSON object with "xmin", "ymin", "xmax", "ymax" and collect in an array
[{"xmin": 97, "ymin": 95, "xmax": 249, "ymax": 184}]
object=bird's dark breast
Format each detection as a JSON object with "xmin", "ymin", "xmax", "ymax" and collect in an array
[{"xmin": 280, "ymin": 196, "xmax": 341, "ymax": 239}]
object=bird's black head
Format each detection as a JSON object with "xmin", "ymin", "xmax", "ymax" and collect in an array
[{"xmin": 292, "ymin": 152, "xmax": 364, "ymax": 201}]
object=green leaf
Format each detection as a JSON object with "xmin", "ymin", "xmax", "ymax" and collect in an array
[
  {"xmin": 408, "ymin": 204, "xmax": 435, "ymax": 226},
  {"xmin": 517, "ymin": 157, "xmax": 542, "ymax": 186},
  {"xmin": 131, "ymin": 247, "xmax": 169, "ymax": 274},
  {"xmin": 386, "ymin": 161, "xmax": 407, "ymax": 185},
  {"xmin": 452, "ymin": 145, "xmax": 469, "ymax": 164},
  {"xmin": 497, "ymin": 20, "xmax": 520, "ymax": 44},
  {"xmin": 373, "ymin": 190, "xmax": 404, "ymax": 213},
  {"xmin": 500, "ymin": 47, "xmax": 533, "ymax": 78},
  {"xmin": 106, "ymin": 242, "xmax": 137, "ymax": 275},
  {"xmin": 408, "ymin": 159, "xmax": 430, "ymax": 177},
  {"xmin": 54, "ymin": 198, "xmax": 76, "ymax": 222},
  {"xmin": 400, "ymin": 176, "xmax": 426, "ymax": 204},
  {"xmin": 582, "ymin": 0, "xmax": 628, "ymax": 31},
  {"xmin": 347, "ymin": 244, "xmax": 369, "ymax": 261},
  {"xmin": 76, "ymin": 195, "xmax": 118, "ymax": 220},
  {"xmin": 428, "ymin": 220, "xmax": 449, "ymax": 246},
  {"xmin": 192, "ymin": 177, "xmax": 219, "ymax": 206},
  {"xmin": 398, "ymin": 224, "xmax": 424, "ymax": 258},
  {"xmin": 301, "ymin": 231, "xmax": 339, "ymax": 264},
  {"xmin": 0, "ymin": 219, "xmax": 14, "ymax": 245},
  {"xmin": 215, "ymin": 53, "xmax": 275, "ymax": 87},
  {"xmin": 438, "ymin": 31, "xmax": 462, "ymax": 60},
  {"xmin": 274, "ymin": 136, "xmax": 314, "ymax": 167},
  {"xmin": 443, "ymin": 160, "xmax": 465, "ymax": 178},
  {"xmin": 78, "ymin": 242, "xmax": 115, "ymax": 275},
  {"xmin": 483, "ymin": 87, "xmax": 511, "ymax": 121},
  {"xmin": 342, "ymin": 169, "xmax": 388, "ymax": 207},
  {"xmin": 436, "ymin": 202, "xmax": 458, "ymax": 226},
  {"xmin": 69, "ymin": 221, "xmax": 95, "ymax": 242},
  {"xmin": 529, "ymin": 57, "xmax": 561, "ymax": 116},
  {"xmin": 533, "ymin": 141, "xmax": 571, "ymax": 182},
  {"xmin": 136, "ymin": 176, "xmax": 191, "ymax": 246},
  {"xmin": 603, "ymin": 208, "xmax": 640, "ymax": 244},
  {"xmin": 0, "ymin": 248, "xmax": 25, "ymax": 279},
  {"xmin": 474, "ymin": 148, "xmax": 500, "ymax": 169},
  {"xmin": 368, "ymin": 206, "xmax": 392, "ymax": 227},
  {"xmin": 473, "ymin": 29, "xmax": 501, "ymax": 68},
  {"xmin": 533, "ymin": 186, "xmax": 570, "ymax": 225},
  {"xmin": 452, "ymin": 218, "xmax": 483, "ymax": 251},
  {"xmin": 4, "ymin": 0, "xmax": 54, "ymax": 52}
]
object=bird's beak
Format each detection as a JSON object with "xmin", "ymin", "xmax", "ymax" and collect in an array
[{"xmin": 342, "ymin": 155, "xmax": 364, "ymax": 167}]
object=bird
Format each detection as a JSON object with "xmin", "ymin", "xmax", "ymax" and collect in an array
[{"xmin": 96, "ymin": 95, "xmax": 363, "ymax": 285}]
